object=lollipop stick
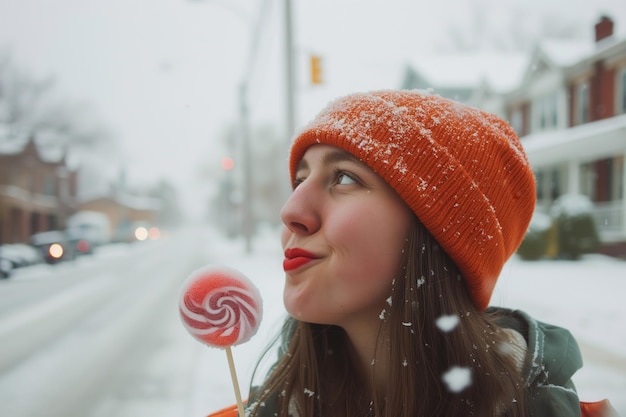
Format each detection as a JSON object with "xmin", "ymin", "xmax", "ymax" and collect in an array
[{"xmin": 225, "ymin": 346, "xmax": 246, "ymax": 417}]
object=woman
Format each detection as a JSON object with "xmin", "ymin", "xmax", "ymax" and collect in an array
[{"xmin": 210, "ymin": 90, "xmax": 615, "ymax": 417}]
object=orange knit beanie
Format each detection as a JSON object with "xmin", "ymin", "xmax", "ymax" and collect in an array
[{"xmin": 288, "ymin": 90, "xmax": 536, "ymax": 311}]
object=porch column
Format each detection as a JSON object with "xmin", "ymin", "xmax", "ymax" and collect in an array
[{"xmin": 567, "ymin": 160, "xmax": 580, "ymax": 195}]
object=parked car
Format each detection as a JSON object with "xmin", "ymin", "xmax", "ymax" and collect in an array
[
  {"xmin": 113, "ymin": 221, "xmax": 161, "ymax": 243},
  {"xmin": 65, "ymin": 228, "xmax": 97, "ymax": 255},
  {"xmin": 66, "ymin": 211, "xmax": 111, "ymax": 252},
  {"xmin": 0, "ymin": 255, "xmax": 12, "ymax": 279},
  {"xmin": 30, "ymin": 231, "xmax": 78, "ymax": 264},
  {"xmin": 0, "ymin": 244, "xmax": 43, "ymax": 272}
]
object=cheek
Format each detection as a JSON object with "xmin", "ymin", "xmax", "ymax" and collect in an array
[{"xmin": 328, "ymin": 206, "xmax": 407, "ymax": 281}]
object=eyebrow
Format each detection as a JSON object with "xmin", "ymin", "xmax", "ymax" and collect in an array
[{"xmin": 296, "ymin": 149, "xmax": 362, "ymax": 172}]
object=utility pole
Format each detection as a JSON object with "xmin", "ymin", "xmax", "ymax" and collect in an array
[
  {"xmin": 239, "ymin": 82, "xmax": 253, "ymax": 254},
  {"xmin": 283, "ymin": 0, "xmax": 296, "ymax": 198},
  {"xmin": 284, "ymin": 0, "xmax": 296, "ymax": 139},
  {"xmin": 189, "ymin": 0, "xmax": 289, "ymax": 252}
]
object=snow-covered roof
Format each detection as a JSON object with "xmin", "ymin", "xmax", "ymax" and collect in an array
[
  {"xmin": 0, "ymin": 140, "xmax": 25, "ymax": 155},
  {"xmin": 117, "ymin": 193, "xmax": 161, "ymax": 211},
  {"xmin": 79, "ymin": 193, "xmax": 161, "ymax": 211},
  {"xmin": 406, "ymin": 52, "xmax": 528, "ymax": 93},
  {"xmin": 0, "ymin": 124, "xmax": 30, "ymax": 155},
  {"xmin": 538, "ymin": 39, "xmax": 594, "ymax": 67},
  {"xmin": 0, "ymin": 132, "xmax": 67, "ymax": 164}
]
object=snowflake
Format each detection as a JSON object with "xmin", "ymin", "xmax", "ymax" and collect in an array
[
  {"xmin": 436, "ymin": 315, "xmax": 459, "ymax": 332},
  {"xmin": 442, "ymin": 366, "xmax": 472, "ymax": 393}
]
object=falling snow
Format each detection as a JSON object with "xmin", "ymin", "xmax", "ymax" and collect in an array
[
  {"xmin": 436, "ymin": 315, "xmax": 460, "ymax": 332},
  {"xmin": 442, "ymin": 366, "xmax": 472, "ymax": 393}
]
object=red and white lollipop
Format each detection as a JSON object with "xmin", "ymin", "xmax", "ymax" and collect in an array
[
  {"xmin": 179, "ymin": 264, "xmax": 263, "ymax": 417},
  {"xmin": 179, "ymin": 264, "xmax": 263, "ymax": 347}
]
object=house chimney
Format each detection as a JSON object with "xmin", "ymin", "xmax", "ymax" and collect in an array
[{"xmin": 595, "ymin": 15, "xmax": 614, "ymax": 43}]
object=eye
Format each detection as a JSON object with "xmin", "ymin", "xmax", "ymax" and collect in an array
[
  {"xmin": 293, "ymin": 176, "xmax": 305, "ymax": 188},
  {"xmin": 334, "ymin": 170, "xmax": 358, "ymax": 186}
]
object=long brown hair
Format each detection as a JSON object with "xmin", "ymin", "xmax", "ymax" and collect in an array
[{"xmin": 249, "ymin": 219, "xmax": 528, "ymax": 416}]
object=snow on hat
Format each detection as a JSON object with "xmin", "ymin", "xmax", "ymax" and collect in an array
[{"xmin": 288, "ymin": 90, "xmax": 536, "ymax": 311}]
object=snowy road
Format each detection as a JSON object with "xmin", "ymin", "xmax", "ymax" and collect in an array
[{"xmin": 0, "ymin": 228, "xmax": 211, "ymax": 417}]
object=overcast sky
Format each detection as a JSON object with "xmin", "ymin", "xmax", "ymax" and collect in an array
[{"xmin": 1, "ymin": 0, "xmax": 625, "ymax": 218}]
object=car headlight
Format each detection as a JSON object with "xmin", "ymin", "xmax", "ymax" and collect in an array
[
  {"xmin": 134, "ymin": 226, "xmax": 149, "ymax": 241},
  {"xmin": 49, "ymin": 243, "xmax": 64, "ymax": 259}
]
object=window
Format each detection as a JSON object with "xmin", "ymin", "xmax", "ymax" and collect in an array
[
  {"xmin": 600, "ymin": 156, "xmax": 624, "ymax": 202},
  {"xmin": 580, "ymin": 157, "xmax": 623, "ymax": 202},
  {"xmin": 43, "ymin": 176, "xmax": 56, "ymax": 196},
  {"xmin": 539, "ymin": 93, "xmax": 558, "ymax": 130},
  {"xmin": 535, "ymin": 168, "xmax": 561, "ymax": 203},
  {"xmin": 539, "ymin": 100, "xmax": 546, "ymax": 129},
  {"xmin": 510, "ymin": 108, "xmax": 523, "ymax": 136},
  {"xmin": 550, "ymin": 94, "xmax": 558, "ymax": 126},
  {"xmin": 549, "ymin": 169, "xmax": 560, "ymax": 200}
]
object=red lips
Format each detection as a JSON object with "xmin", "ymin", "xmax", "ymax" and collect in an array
[{"xmin": 283, "ymin": 248, "xmax": 319, "ymax": 272}]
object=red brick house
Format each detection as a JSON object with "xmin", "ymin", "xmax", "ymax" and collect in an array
[
  {"xmin": 401, "ymin": 15, "xmax": 626, "ymax": 255},
  {"xmin": 0, "ymin": 137, "xmax": 78, "ymax": 244},
  {"xmin": 505, "ymin": 16, "xmax": 626, "ymax": 255},
  {"xmin": 0, "ymin": 136, "xmax": 162, "ymax": 245}
]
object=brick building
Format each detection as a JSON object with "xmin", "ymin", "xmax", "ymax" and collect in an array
[
  {"xmin": 505, "ymin": 16, "xmax": 626, "ymax": 254},
  {"xmin": 401, "ymin": 15, "xmax": 626, "ymax": 255},
  {"xmin": 0, "ymin": 137, "xmax": 78, "ymax": 244}
]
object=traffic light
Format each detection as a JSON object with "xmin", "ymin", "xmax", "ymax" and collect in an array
[
  {"xmin": 310, "ymin": 54, "xmax": 322, "ymax": 85},
  {"xmin": 221, "ymin": 156, "xmax": 235, "ymax": 171}
]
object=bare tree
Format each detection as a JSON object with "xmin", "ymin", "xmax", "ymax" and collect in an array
[
  {"xmin": 438, "ymin": 1, "xmax": 587, "ymax": 53},
  {"xmin": 0, "ymin": 51, "xmax": 115, "ymax": 158},
  {"xmin": 0, "ymin": 52, "xmax": 53, "ymax": 144}
]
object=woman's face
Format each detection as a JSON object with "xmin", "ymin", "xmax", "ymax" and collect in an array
[{"xmin": 280, "ymin": 144, "xmax": 414, "ymax": 331}]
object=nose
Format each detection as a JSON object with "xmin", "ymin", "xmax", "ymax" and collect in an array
[{"xmin": 280, "ymin": 180, "xmax": 321, "ymax": 235}]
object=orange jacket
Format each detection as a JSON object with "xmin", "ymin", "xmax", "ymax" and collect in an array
[
  {"xmin": 207, "ymin": 404, "xmax": 238, "ymax": 417},
  {"xmin": 581, "ymin": 400, "xmax": 620, "ymax": 417}
]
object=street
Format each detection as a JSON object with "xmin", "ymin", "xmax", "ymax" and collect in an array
[{"xmin": 0, "ymin": 228, "xmax": 211, "ymax": 417}]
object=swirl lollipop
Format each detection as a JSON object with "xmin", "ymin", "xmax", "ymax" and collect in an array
[{"xmin": 179, "ymin": 264, "xmax": 263, "ymax": 417}]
